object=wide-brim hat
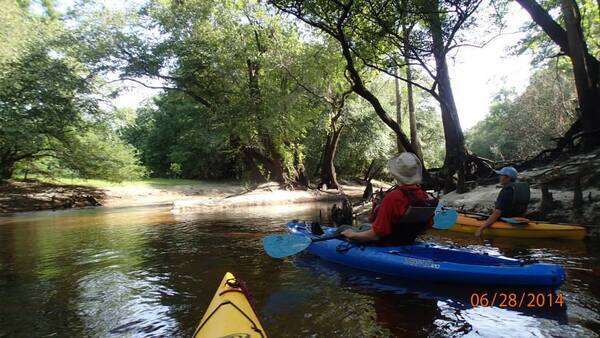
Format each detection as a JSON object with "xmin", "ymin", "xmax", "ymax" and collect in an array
[{"xmin": 388, "ymin": 152, "xmax": 422, "ymax": 185}]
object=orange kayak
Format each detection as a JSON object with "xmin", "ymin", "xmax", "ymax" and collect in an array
[{"xmin": 449, "ymin": 213, "xmax": 586, "ymax": 239}]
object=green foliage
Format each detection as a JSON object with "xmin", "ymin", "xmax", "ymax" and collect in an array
[
  {"xmin": 415, "ymin": 103, "xmax": 445, "ymax": 168},
  {"xmin": 514, "ymin": 0, "xmax": 599, "ymax": 64},
  {"xmin": 60, "ymin": 127, "xmax": 147, "ymax": 182},
  {"xmin": 334, "ymin": 99, "xmax": 397, "ymax": 178},
  {"xmin": 0, "ymin": 29, "xmax": 95, "ymax": 167},
  {"xmin": 3, "ymin": 0, "xmax": 588, "ymax": 186},
  {"xmin": 0, "ymin": 0, "xmax": 33, "ymax": 63},
  {"xmin": 300, "ymin": 73, "xmax": 445, "ymax": 178},
  {"xmin": 0, "ymin": 3, "xmax": 145, "ymax": 182},
  {"xmin": 122, "ymin": 92, "xmax": 237, "ymax": 179},
  {"xmin": 467, "ymin": 62, "xmax": 577, "ymax": 161}
]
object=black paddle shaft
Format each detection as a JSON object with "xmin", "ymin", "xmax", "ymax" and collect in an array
[{"xmin": 311, "ymin": 235, "xmax": 343, "ymax": 242}]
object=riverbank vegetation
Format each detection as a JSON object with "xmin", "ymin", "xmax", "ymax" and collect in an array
[{"xmin": 1, "ymin": 0, "xmax": 598, "ymax": 195}]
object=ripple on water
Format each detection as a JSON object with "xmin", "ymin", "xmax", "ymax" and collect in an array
[{"xmin": 76, "ymin": 269, "xmax": 180, "ymax": 337}]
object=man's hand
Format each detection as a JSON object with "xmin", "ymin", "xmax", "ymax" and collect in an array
[
  {"xmin": 475, "ymin": 227, "xmax": 484, "ymax": 237},
  {"xmin": 341, "ymin": 229, "xmax": 355, "ymax": 239},
  {"xmin": 476, "ymin": 209, "xmax": 502, "ymax": 237}
]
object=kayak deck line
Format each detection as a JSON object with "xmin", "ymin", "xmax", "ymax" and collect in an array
[
  {"xmin": 194, "ymin": 300, "xmax": 264, "ymax": 338},
  {"xmin": 194, "ymin": 272, "xmax": 267, "ymax": 338}
]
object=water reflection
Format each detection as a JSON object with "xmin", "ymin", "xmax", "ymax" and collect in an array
[
  {"xmin": 0, "ymin": 204, "xmax": 599, "ymax": 337},
  {"xmin": 291, "ymin": 254, "xmax": 570, "ymax": 336}
]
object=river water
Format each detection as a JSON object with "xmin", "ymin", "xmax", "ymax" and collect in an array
[{"xmin": 0, "ymin": 204, "xmax": 598, "ymax": 337}]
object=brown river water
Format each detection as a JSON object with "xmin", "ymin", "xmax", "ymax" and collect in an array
[{"xmin": 0, "ymin": 204, "xmax": 599, "ymax": 337}]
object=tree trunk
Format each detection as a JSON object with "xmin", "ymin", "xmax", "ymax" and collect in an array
[
  {"xmin": 1, "ymin": 164, "xmax": 14, "ymax": 181},
  {"xmin": 246, "ymin": 58, "xmax": 289, "ymax": 184},
  {"xmin": 293, "ymin": 144, "xmax": 309, "ymax": 188},
  {"xmin": 428, "ymin": 5, "xmax": 468, "ymax": 193},
  {"xmin": 242, "ymin": 148, "xmax": 267, "ymax": 183},
  {"xmin": 260, "ymin": 139, "xmax": 287, "ymax": 183},
  {"xmin": 247, "ymin": 59, "xmax": 262, "ymax": 106},
  {"xmin": 320, "ymin": 126, "xmax": 343, "ymax": 189},
  {"xmin": 516, "ymin": 0, "xmax": 600, "ymax": 150},
  {"xmin": 404, "ymin": 35, "xmax": 423, "ymax": 160},
  {"xmin": 540, "ymin": 183, "xmax": 553, "ymax": 216},
  {"xmin": 244, "ymin": 147, "xmax": 286, "ymax": 183},
  {"xmin": 0, "ymin": 149, "xmax": 15, "ymax": 181},
  {"xmin": 560, "ymin": 0, "xmax": 600, "ymax": 151},
  {"xmin": 335, "ymin": 21, "xmax": 415, "ymax": 154},
  {"xmin": 394, "ymin": 67, "xmax": 405, "ymax": 153}
]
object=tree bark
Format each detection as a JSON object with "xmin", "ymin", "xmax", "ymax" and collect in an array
[
  {"xmin": 320, "ymin": 123, "xmax": 343, "ymax": 190},
  {"xmin": 244, "ymin": 147, "xmax": 286, "ymax": 183},
  {"xmin": 242, "ymin": 148, "xmax": 267, "ymax": 183},
  {"xmin": 0, "ymin": 149, "xmax": 16, "ymax": 181},
  {"xmin": 573, "ymin": 175, "xmax": 583, "ymax": 209},
  {"xmin": 394, "ymin": 67, "xmax": 405, "ymax": 153},
  {"xmin": 516, "ymin": 0, "xmax": 600, "ymax": 151},
  {"xmin": 246, "ymin": 58, "xmax": 289, "ymax": 184},
  {"xmin": 560, "ymin": 0, "xmax": 600, "ymax": 151},
  {"xmin": 404, "ymin": 32, "xmax": 423, "ymax": 160},
  {"xmin": 293, "ymin": 144, "xmax": 309, "ymax": 188},
  {"xmin": 0, "ymin": 161, "xmax": 14, "ymax": 181},
  {"xmin": 540, "ymin": 183, "xmax": 553, "ymax": 216},
  {"xmin": 259, "ymin": 137, "xmax": 287, "ymax": 183},
  {"xmin": 319, "ymin": 89, "xmax": 352, "ymax": 190},
  {"xmin": 428, "ymin": 3, "xmax": 468, "ymax": 193}
]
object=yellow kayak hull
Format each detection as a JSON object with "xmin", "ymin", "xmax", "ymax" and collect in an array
[
  {"xmin": 194, "ymin": 272, "xmax": 266, "ymax": 338},
  {"xmin": 451, "ymin": 213, "xmax": 586, "ymax": 240}
]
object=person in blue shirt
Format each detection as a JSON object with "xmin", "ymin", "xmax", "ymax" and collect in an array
[{"xmin": 475, "ymin": 166, "xmax": 529, "ymax": 237}]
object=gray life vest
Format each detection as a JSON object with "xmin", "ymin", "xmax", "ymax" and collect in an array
[
  {"xmin": 509, "ymin": 181, "xmax": 531, "ymax": 215},
  {"xmin": 512, "ymin": 181, "xmax": 530, "ymax": 205}
]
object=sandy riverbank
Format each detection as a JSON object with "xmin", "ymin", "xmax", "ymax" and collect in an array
[{"xmin": 0, "ymin": 179, "xmax": 383, "ymax": 214}]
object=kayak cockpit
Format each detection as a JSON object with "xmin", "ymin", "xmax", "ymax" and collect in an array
[{"xmin": 289, "ymin": 221, "xmax": 522, "ymax": 267}]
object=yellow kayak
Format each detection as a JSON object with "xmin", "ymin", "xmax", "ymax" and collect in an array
[
  {"xmin": 194, "ymin": 272, "xmax": 267, "ymax": 338},
  {"xmin": 450, "ymin": 213, "xmax": 586, "ymax": 239}
]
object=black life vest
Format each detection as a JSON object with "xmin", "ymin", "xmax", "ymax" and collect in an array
[{"xmin": 386, "ymin": 187, "xmax": 439, "ymax": 244}]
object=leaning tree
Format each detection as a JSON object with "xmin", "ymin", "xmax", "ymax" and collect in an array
[
  {"xmin": 516, "ymin": 0, "xmax": 600, "ymax": 151},
  {"xmin": 270, "ymin": 0, "xmax": 487, "ymax": 192}
]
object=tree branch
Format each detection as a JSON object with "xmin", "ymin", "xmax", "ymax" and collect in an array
[
  {"xmin": 118, "ymin": 77, "xmax": 212, "ymax": 108},
  {"xmin": 351, "ymin": 51, "xmax": 440, "ymax": 101}
]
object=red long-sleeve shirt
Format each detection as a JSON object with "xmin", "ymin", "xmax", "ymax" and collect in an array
[{"xmin": 371, "ymin": 185, "xmax": 431, "ymax": 238}]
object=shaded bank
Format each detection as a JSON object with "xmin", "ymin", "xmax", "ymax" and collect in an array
[{"xmin": 0, "ymin": 180, "xmax": 104, "ymax": 214}]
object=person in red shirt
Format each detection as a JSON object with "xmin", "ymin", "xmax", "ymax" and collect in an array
[{"xmin": 341, "ymin": 152, "xmax": 433, "ymax": 243}]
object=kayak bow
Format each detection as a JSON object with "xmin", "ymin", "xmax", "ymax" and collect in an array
[{"xmin": 194, "ymin": 272, "xmax": 267, "ymax": 338}]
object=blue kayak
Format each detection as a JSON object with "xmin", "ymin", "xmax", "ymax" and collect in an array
[{"xmin": 287, "ymin": 221, "xmax": 565, "ymax": 288}]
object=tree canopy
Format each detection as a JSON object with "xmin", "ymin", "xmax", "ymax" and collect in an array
[{"xmin": 1, "ymin": 0, "xmax": 598, "ymax": 190}]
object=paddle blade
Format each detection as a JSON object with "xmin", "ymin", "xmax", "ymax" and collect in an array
[
  {"xmin": 263, "ymin": 234, "xmax": 313, "ymax": 259},
  {"xmin": 500, "ymin": 217, "xmax": 529, "ymax": 227},
  {"xmin": 432, "ymin": 209, "xmax": 458, "ymax": 230}
]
